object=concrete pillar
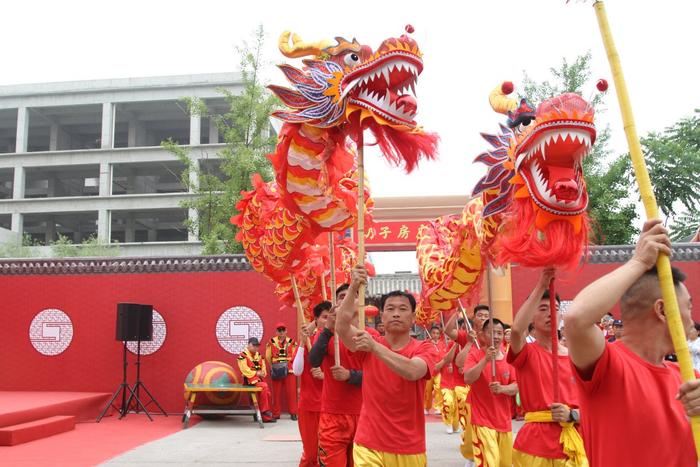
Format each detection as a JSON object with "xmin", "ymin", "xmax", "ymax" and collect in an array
[
  {"xmin": 190, "ymin": 114, "xmax": 201, "ymax": 145},
  {"xmin": 188, "ymin": 208, "xmax": 198, "ymax": 242},
  {"xmin": 101, "ymin": 103, "xmax": 115, "ymax": 149},
  {"xmin": 128, "ymin": 119, "xmax": 146, "ymax": 147},
  {"xmin": 208, "ymin": 117, "xmax": 218, "ymax": 144},
  {"xmin": 47, "ymin": 174, "xmax": 57, "ymax": 197},
  {"xmin": 12, "ymin": 166, "xmax": 25, "ymax": 199},
  {"xmin": 147, "ymin": 227, "xmax": 157, "ymax": 242},
  {"xmin": 97, "ymin": 209, "xmax": 110, "ymax": 243},
  {"xmin": 45, "ymin": 216, "xmax": 55, "ymax": 244},
  {"xmin": 125, "ymin": 214, "xmax": 135, "ymax": 243},
  {"xmin": 188, "ymin": 159, "xmax": 199, "ymax": 192},
  {"xmin": 99, "ymin": 162, "xmax": 111, "ymax": 196},
  {"xmin": 50, "ymin": 124, "xmax": 71, "ymax": 151},
  {"xmin": 11, "ymin": 212, "xmax": 23, "ymax": 234},
  {"xmin": 478, "ymin": 265, "xmax": 513, "ymax": 324},
  {"xmin": 49, "ymin": 124, "xmax": 59, "ymax": 151},
  {"xmin": 16, "ymin": 107, "xmax": 29, "ymax": 153}
]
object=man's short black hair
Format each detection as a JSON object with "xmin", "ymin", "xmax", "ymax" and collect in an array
[
  {"xmin": 313, "ymin": 300, "xmax": 332, "ymax": 318},
  {"xmin": 336, "ymin": 283, "xmax": 350, "ymax": 298},
  {"xmin": 430, "ymin": 325, "xmax": 441, "ymax": 332},
  {"xmin": 694, "ymin": 322, "xmax": 700, "ymax": 332},
  {"xmin": 474, "ymin": 304, "xmax": 490, "ymax": 314},
  {"xmin": 247, "ymin": 337, "xmax": 260, "ymax": 346},
  {"xmin": 621, "ymin": 266, "xmax": 687, "ymax": 318},
  {"xmin": 379, "ymin": 290, "xmax": 416, "ymax": 312},
  {"xmin": 541, "ymin": 289, "xmax": 562, "ymax": 304},
  {"xmin": 482, "ymin": 317, "xmax": 505, "ymax": 332},
  {"xmin": 502, "ymin": 323, "xmax": 511, "ymax": 330}
]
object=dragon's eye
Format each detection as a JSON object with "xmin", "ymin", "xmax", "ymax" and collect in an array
[
  {"xmin": 344, "ymin": 53, "xmax": 360, "ymax": 67},
  {"xmin": 516, "ymin": 117, "xmax": 533, "ymax": 133}
]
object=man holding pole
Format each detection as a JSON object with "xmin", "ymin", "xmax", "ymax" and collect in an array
[
  {"xmin": 424, "ymin": 325, "xmax": 446, "ymax": 416},
  {"xmin": 337, "ymin": 265, "xmax": 438, "ymax": 466},
  {"xmin": 463, "ymin": 318, "xmax": 518, "ymax": 467},
  {"xmin": 508, "ymin": 269, "xmax": 586, "ymax": 466},
  {"xmin": 564, "ymin": 219, "xmax": 699, "ymax": 466},
  {"xmin": 309, "ymin": 286, "xmax": 365, "ymax": 467},
  {"xmin": 292, "ymin": 301, "xmax": 329, "ymax": 467}
]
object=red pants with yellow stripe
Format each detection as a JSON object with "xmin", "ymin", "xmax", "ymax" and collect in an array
[
  {"xmin": 272, "ymin": 373, "xmax": 298, "ymax": 417},
  {"xmin": 251, "ymin": 381, "xmax": 272, "ymax": 420},
  {"xmin": 298, "ymin": 409, "xmax": 321, "ymax": 467},
  {"xmin": 318, "ymin": 412, "xmax": 358, "ymax": 467}
]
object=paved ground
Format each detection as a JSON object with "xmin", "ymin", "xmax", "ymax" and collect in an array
[{"xmin": 103, "ymin": 415, "xmax": 523, "ymax": 466}]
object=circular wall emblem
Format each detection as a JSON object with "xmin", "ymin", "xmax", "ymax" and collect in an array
[
  {"xmin": 127, "ymin": 309, "xmax": 166, "ymax": 355},
  {"xmin": 29, "ymin": 309, "xmax": 74, "ymax": 356},
  {"xmin": 216, "ymin": 306, "xmax": 263, "ymax": 355}
]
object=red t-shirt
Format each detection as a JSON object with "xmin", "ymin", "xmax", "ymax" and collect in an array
[
  {"xmin": 296, "ymin": 333, "xmax": 323, "ymax": 412},
  {"xmin": 440, "ymin": 341, "xmax": 460, "ymax": 389},
  {"xmin": 573, "ymin": 342, "xmax": 697, "ymax": 467},
  {"xmin": 353, "ymin": 336, "xmax": 439, "ymax": 454},
  {"xmin": 465, "ymin": 346, "xmax": 516, "ymax": 432},
  {"xmin": 320, "ymin": 336, "xmax": 363, "ymax": 415},
  {"xmin": 507, "ymin": 342, "xmax": 581, "ymax": 459}
]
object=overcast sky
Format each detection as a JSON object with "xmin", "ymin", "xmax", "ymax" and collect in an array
[{"xmin": 3, "ymin": 1, "xmax": 698, "ymax": 273}]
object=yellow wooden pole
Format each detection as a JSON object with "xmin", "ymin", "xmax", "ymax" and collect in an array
[
  {"xmin": 593, "ymin": 1, "xmax": 700, "ymax": 454},
  {"xmin": 329, "ymin": 233, "xmax": 340, "ymax": 366},
  {"xmin": 291, "ymin": 276, "xmax": 311, "ymax": 350},
  {"xmin": 356, "ymin": 133, "xmax": 366, "ymax": 330}
]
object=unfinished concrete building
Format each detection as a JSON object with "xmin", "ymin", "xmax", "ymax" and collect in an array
[{"xmin": 0, "ymin": 73, "xmax": 239, "ymax": 255}]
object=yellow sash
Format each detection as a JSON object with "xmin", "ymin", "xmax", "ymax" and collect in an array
[{"xmin": 524, "ymin": 410, "xmax": 587, "ymax": 466}]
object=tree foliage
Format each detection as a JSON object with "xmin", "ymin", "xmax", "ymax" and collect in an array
[
  {"xmin": 521, "ymin": 52, "xmax": 638, "ymax": 244},
  {"xmin": 163, "ymin": 25, "xmax": 278, "ymax": 254},
  {"xmin": 639, "ymin": 110, "xmax": 700, "ymax": 240}
]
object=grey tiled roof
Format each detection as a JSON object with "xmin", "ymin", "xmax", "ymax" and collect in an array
[
  {"xmin": 0, "ymin": 255, "xmax": 252, "ymax": 275},
  {"xmin": 587, "ymin": 243, "xmax": 700, "ymax": 263},
  {"xmin": 0, "ymin": 243, "xmax": 697, "ymax": 276}
]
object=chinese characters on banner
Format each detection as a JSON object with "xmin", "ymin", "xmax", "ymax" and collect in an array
[{"xmin": 353, "ymin": 220, "xmax": 431, "ymax": 251}]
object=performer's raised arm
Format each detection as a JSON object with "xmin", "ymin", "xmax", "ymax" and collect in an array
[
  {"xmin": 510, "ymin": 268, "xmax": 555, "ymax": 355},
  {"xmin": 565, "ymin": 219, "xmax": 672, "ymax": 376}
]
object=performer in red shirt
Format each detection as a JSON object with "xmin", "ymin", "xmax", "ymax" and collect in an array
[
  {"xmin": 508, "ymin": 268, "xmax": 586, "ymax": 466},
  {"xmin": 423, "ymin": 325, "xmax": 446, "ymax": 416},
  {"xmin": 437, "ymin": 340, "xmax": 460, "ymax": 434},
  {"xmin": 463, "ymin": 318, "xmax": 517, "ymax": 467},
  {"xmin": 237, "ymin": 337, "xmax": 275, "ymax": 423},
  {"xmin": 308, "ymin": 284, "xmax": 368, "ymax": 467},
  {"xmin": 337, "ymin": 266, "xmax": 439, "ymax": 467},
  {"xmin": 565, "ymin": 219, "xmax": 700, "ymax": 467},
  {"xmin": 266, "ymin": 322, "xmax": 298, "ymax": 420},
  {"xmin": 292, "ymin": 301, "xmax": 330, "ymax": 467}
]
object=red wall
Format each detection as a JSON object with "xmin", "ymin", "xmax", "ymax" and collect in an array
[
  {"xmin": 510, "ymin": 261, "xmax": 700, "ymax": 321},
  {"xmin": 0, "ymin": 271, "xmax": 298, "ymax": 413}
]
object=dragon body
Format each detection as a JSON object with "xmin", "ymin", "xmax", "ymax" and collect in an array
[
  {"xmin": 417, "ymin": 83, "xmax": 596, "ymax": 325},
  {"xmin": 234, "ymin": 28, "xmax": 437, "ymax": 315}
]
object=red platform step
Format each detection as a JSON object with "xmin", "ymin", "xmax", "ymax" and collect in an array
[{"xmin": 0, "ymin": 415, "xmax": 75, "ymax": 446}]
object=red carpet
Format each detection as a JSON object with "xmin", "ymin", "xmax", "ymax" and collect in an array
[
  {"xmin": 0, "ymin": 391, "xmax": 112, "ymax": 426},
  {"xmin": 0, "ymin": 415, "xmax": 190, "ymax": 466}
]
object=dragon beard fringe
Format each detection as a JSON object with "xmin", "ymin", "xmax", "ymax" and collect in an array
[{"xmin": 496, "ymin": 197, "xmax": 590, "ymax": 270}]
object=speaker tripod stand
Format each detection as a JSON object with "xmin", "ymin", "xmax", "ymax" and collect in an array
[
  {"xmin": 96, "ymin": 341, "xmax": 152, "ymax": 422},
  {"xmin": 123, "ymin": 339, "xmax": 167, "ymax": 419}
]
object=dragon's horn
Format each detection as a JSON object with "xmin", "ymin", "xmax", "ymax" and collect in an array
[
  {"xmin": 489, "ymin": 81, "xmax": 518, "ymax": 115},
  {"xmin": 278, "ymin": 31, "xmax": 332, "ymax": 58}
]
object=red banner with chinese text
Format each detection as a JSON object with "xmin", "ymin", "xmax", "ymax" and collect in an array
[{"xmin": 353, "ymin": 220, "xmax": 430, "ymax": 251}]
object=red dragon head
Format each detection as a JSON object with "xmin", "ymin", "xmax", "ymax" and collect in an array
[
  {"xmin": 473, "ymin": 82, "xmax": 597, "ymax": 268},
  {"xmin": 269, "ymin": 28, "xmax": 437, "ymax": 172}
]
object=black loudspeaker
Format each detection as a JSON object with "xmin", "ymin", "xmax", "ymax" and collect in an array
[{"xmin": 116, "ymin": 303, "xmax": 153, "ymax": 341}]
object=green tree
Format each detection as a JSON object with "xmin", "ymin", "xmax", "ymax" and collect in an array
[
  {"xmin": 639, "ymin": 110, "xmax": 700, "ymax": 240},
  {"xmin": 521, "ymin": 52, "xmax": 638, "ymax": 244},
  {"xmin": 163, "ymin": 25, "xmax": 278, "ymax": 254}
]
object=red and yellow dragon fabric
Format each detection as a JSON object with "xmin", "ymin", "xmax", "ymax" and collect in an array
[
  {"xmin": 233, "ymin": 28, "xmax": 437, "ymax": 316},
  {"xmin": 416, "ymin": 82, "xmax": 596, "ymax": 325}
]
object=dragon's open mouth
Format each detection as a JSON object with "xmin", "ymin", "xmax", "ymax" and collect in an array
[
  {"xmin": 341, "ymin": 50, "xmax": 421, "ymax": 127},
  {"xmin": 515, "ymin": 121, "xmax": 595, "ymax": 215}
]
